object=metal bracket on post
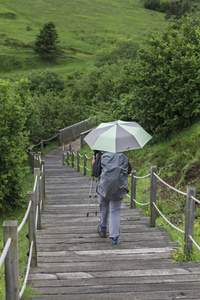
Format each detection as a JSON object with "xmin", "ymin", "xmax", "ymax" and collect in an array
[
  {"xmin": 131, "ymin": 171, "xmax": 136, "ymax": 209},
  {"xmin": 184, "ymin": 187, "xmax": 195, "ymax": 256},
  {"xmin": 150, "ymin": 166, "xmax": 157, "ymax": 227}
]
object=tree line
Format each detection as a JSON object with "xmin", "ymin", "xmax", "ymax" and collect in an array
[{"xmin": 1, "ymin": 15, "xmax": 200, "ymax": 212}]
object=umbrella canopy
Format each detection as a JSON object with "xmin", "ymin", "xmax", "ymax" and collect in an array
[{"xmin": 84, "ymin": 120, "xmax": 152, "ymax": 153}]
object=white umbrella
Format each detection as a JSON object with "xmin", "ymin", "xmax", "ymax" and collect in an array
[{"xmin": 84, "ymin": 120, "xmax": 152, "ymax": 153}]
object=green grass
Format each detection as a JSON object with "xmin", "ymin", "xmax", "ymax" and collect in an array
[{"xmin": 0, "ymin": 0, "xmax": 169, "ymax": 80}]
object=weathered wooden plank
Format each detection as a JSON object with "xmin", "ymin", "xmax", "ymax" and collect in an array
[
  {"xmin": 28, "ymin": 290, "xmax": 200, "ymax": 300},
  {"xmin": 28, "ymin": 281, "xmax": 200, "ymax": 295},
  {"xmin": 28, "ymin": 273, "xmax": 200, "ymax": 287}
]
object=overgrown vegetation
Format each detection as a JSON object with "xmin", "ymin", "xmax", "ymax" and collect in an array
[
  {"xmin": 0, "ymin": 79, "xmax": 32, "ymax": 212},
  {"xmin": 143, "ymin": 0, "xmax": 198, "ymax": 20}
]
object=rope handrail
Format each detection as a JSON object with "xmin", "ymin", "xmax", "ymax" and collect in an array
[
  {"xmin": 0, "ymin": 238, "xmax": 12, "ymax": 269},
  {"xmin": 78, "ymin": 164, "xmax": 84, "ymax": 168},
  {"xmin": 191, "ymin": 195, "xmax": 200, "ymax": 205},
  {"xmin": 126, "ymin": 194, "xmax": 150, "ymax": 206},
  {"xmin": 135, "ymin": 174, "xmax": 151, "ymax": 179},
  {"xmin": 134, "ymin": 198, "xmax": 150, "ymax": 206},
  {"xmin": 78, "ymin": 153, "xmax": 85, "ymax": 158},
  {"xmin": 85, "ymin": 167, "xmax": 91, "ymax": 171},
  {"xmin": 189, "ymin": 235, "xmax": 200, "ymax": 251},
  {"xmin": 43, "ymin": 132, "xmax": 59, "ymax": 142},
  {"xmin": 132, "ymin": 173, "xmax": 151, "ymax": 179},
  {"xmin": 154, "ymin": 173, "xmax": 187, "ymax": 196},
  {"xmin": 85, "ymin": 154, "xmax": 91, "ymax": 159},
  {"xmin": 19, "ymin": 240, "xmax": 34, "ymax": 298},
  {"xmin": 18, "ymin": 201, "xmax": 32, "ymax": 233},
  {"xmin": 153, "ymin": 202, "xmax": 184, "ymax": 233},
  {"xmin": 31, "ymin": 132, "xmax": 59, "ymax": 149}
]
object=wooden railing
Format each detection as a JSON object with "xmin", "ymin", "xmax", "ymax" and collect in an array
[
  {"xmin": 0, "ymin": 119, "xmax": 94, "ymax": 299},
  {"xmin": 0, "ymin": 153, "xmax": 45, "ymax": 299},
  {"xmin": 63, "ymin": 147, "xmax": 200, "ymax": 257}
]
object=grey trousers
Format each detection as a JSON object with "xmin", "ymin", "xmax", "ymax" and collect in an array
[{"xmin": 99, "ymin": 195, "xmax": 123, "ymax": 238}]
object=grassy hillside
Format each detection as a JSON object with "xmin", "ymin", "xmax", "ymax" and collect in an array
[{"xmin": 0, "ymin": 0, "xmax": 168, "ymax": 79}]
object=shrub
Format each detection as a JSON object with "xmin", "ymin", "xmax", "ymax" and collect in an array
[
  {"xmin": 27, "ymin": 70, "xmax": 65, "ymax": 95},
  {"xmin": 29, "ymin": 91, "xmax": 85, "ymax": 143},
  {"xmin": 0, "ymin": 79, "xmax": 32, "ymax": 212},
  {"xmin": 124, "ymin": 17, "xmax": 200, "ymax": 141},
  {"xmin": 143, "ymin": 0, "xmax": 161, "ymax": 10}
]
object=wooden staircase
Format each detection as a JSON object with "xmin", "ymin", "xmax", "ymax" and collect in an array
[{"xmin": 28, "ymin": 147, "xmax": 200, "ymax": 299}]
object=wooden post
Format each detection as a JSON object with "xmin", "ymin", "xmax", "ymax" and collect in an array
[
  {"xmin": 41, "ymin": 140, "xmax": 44, "ymax": 157},
  {"xmin": 184, "ymin": 187, "xmax": 195, "ymax": 256},
  {"xmin": 84, "ymin": 151, "xmax": 87, "ymax": 176},
  {"xmin": 150, "ymin": 166, "xmax": 157, "ymax": 227},
  {"xmin": 41, "ymin": 160, "xmax": 45, "ymax": 203},
  {"xmin": 3, "ymin": 220, "xmax": 20, "ymax": 300},
  {"xmin": 27, "ymin": 191, "xmax": 37, "ymax": 266},
  {"xmin": 72, "ymin": 149, "xmax": 74, "ymax": 168},
  {"xmin": 62, "ymin": 143, "xmax": 65, "ymax": 165},
  {"xmin": 77, "ymin": 151, "xmax": 80, "ymax": 172},
  {"xmin": 33, "ymin": 152, "xmax": 36, "ymax": 169},
  {"xmin": 34, "ymin": 168, "xmax": 41, "ymax": 230},
  {"xmin": 131, "ymin": 171, "xmax": 136, "ymax": 209},
  {"xmin": 38, "ymin": 152, "xmax": 42, "ymax": 169},
  {"xmin": 67, "ymin": 148, "xmax": 69, "ymax": 166},
  {"xmin": 35, "ymin": 153, "xmax": 39, "ymax": 168}
]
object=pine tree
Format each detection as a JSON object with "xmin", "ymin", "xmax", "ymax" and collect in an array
[{"xmin": 34, "ymin": 21, "xmax": 60, "ymax": 61}]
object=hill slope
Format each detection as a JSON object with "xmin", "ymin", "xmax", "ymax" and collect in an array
[{"xmin": 0, "ymin": 0, "xmax": 168, "ymax": 79}]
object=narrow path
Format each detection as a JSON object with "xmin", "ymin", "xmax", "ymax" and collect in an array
[{"xmin": 28, "ymin": 147, "xmax": 200, "ymax": 299}]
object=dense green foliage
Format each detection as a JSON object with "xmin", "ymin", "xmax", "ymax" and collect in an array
[
  {"xmin": 127, "ymin": 17, "xmax": 200, "ymax": 140},
  {"xmin": 143, "ymin": 0, "xmax": 195, "ymax": 20},
  {"xmin": 63, "ymin": 16, "xmax": 200, "ymax": 142},
  {"xmin": 0, "ymin": 79, "xmax": 32, "ymax": 211},
  {"xmin": 27, "ymin": 70, "xmax": 65, "ymax": 95},
  {"xmin": 34, "ymin": 21, "xmax": 60, "ymax": 61}
]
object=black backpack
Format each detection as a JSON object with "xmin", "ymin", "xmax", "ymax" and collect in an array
[{"xmin": 92, "ymin": 151, "xmax": 102, "ymax": 178}]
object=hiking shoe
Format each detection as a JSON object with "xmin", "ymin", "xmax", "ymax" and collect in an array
[
  {"xmin": 97, "ymin": 225, "xmax": 107, "ymax": 238},
  {"xmin": 111, "ymin": 237, "xmax": 119, "ymax": 245}
]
